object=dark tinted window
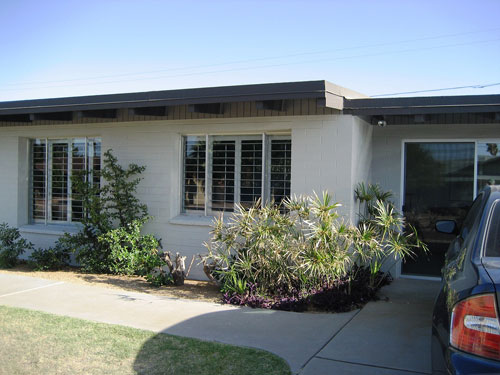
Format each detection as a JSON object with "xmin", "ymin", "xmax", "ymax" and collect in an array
[
  {"xmin": 460, "ymin": 194, "xmax": 484, "ymax": 240},
  {"xmin": 485, "ymin": 200, "xmax": 500, "ymax": 257}
]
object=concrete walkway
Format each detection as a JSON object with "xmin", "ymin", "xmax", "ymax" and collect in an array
[{"xmin": 0, "ymin": 273, "xmax": 440, "ymax": 374}]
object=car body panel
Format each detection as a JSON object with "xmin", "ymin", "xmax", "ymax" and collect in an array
[{"xmin": 432, "ymin": 186, "xmax": 500, "ymax": 374}]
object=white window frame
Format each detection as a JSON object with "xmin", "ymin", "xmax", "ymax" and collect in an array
[
  {"xmin": 30, "ymin": 137, "xmax": 102, "ymax": 225},
  {"xmin": 181, "ymin": 133, "xmax": 291, "ymax": 215}
]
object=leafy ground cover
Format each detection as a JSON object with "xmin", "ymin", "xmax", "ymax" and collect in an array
[
  {"xmin": 223, "ymin": 266, "xmax": 391, "ymax": 312},
  {"xmin": 0, "ymin": 305, "xmax": 290, "ymax": 375}
]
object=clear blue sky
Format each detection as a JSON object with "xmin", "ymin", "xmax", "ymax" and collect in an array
[{"xmin": 1, "ymin": 0, "xmax": 499, "ymax": 101}]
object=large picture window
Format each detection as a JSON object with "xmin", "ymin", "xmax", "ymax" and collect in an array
[
  {"xmin": 31, "ymin": 138, "xmax": 101, "ymax": 223},
  {"xmin": 183, "ymin": 135, "xmax": 291, "ymax": 214}
]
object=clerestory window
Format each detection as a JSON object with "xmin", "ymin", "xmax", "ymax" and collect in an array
[
  {"xmin": 31, "ymin": 138, "xmax": 101, "ymax": 223},
  {"xmin": 183, "ymin": 134, "xmax": 291, "ymax": 214}
]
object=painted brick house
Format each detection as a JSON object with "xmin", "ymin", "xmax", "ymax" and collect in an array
[{"xmin": 0, "ymin": 80, "xmax": 499, "ymax": 279}]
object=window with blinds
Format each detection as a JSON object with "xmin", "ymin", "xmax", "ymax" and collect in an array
[
  {"xmin": 240, "ymin": 140, "xmax": 263, "ymax": 208},
  {"xmin": 182, "ymin": 135, "xmax": 290, "ymax": 214},
  {"xmin": 270, "ymin": 139, "xmax": 291, "ymax": 205},
  {"xmin": 31, "ymin": 138, "xmax": 101, "ymax": 223},
  {"xmin": 183, "ymin": 136, "xmax": 206, "ymax": 211},
  {"xmin": 212, "ymin": 140, "xmax": 235, "ymax": 212}
]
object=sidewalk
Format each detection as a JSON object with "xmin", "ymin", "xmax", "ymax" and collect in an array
[{"xmin": 0, "ymin": 273, "xmax": 440, "ymax": 374}]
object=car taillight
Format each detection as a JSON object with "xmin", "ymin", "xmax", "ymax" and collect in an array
[{"xmin": 450, "ymin": 294, "xmax": 500, "ymax": 360}]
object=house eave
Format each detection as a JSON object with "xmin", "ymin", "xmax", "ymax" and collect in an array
[
  {"xmin": 343, "ymin": 94, "xmax": 500, "ymax": 116},
  {"xmin": 0, "ymin": 80, "xmax": 365, "ymax": 116}
]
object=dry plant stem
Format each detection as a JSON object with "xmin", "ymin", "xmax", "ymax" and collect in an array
[
  {"xmin": 185, "ymin": 255, "xmax": 195, "ymax": 278},
  {"xmin": 165, "ymin": 251, "xmax": 187, "ymax": 286},
  {"xmin": 201, "ymin": 257, "xmax": 219, "ymax": 285}
]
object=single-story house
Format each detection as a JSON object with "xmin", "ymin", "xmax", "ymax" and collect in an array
[{"xmin": 0, "ymin": 80, "xmax": 499, "ymax": 279}]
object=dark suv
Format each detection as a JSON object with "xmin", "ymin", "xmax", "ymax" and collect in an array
[{"xmin": 432, "ymin": 185, "xmax": 500, "ymax": 374}]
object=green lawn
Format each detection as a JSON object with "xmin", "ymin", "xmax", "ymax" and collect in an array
[{"xmin": 0, "ymin": 305, "xmax": 290, "ymax": 375}]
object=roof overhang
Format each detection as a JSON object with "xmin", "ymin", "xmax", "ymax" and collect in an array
[
  {"xmin": 343, "ymin": 94, "xmax": 500, "ymax": 116},
  {"xmin": 0, "ymin": 80, "xmax": 366, "ymax": 116}
]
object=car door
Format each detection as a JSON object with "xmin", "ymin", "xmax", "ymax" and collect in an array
[
  {"xmin": 433, "ymin": 193, "xmax": 486, "ymax": 357},
  {"xmin": 482, "ymin": 199, "xmax": 500, "ymax": 317}
]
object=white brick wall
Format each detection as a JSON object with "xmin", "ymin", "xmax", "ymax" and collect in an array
[{"xmin": 0, "ymin": 115, "xmax": 366, "ymax": 279}]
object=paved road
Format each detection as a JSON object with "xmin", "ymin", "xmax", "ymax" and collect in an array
[{"xmin": 0, "ymin": 273, "xmax": 440, "ymax": 374}]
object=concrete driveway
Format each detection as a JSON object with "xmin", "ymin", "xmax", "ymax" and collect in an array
[{"xmin": 0, "ymin": 273, "xmax": 440, "ymax": 374}]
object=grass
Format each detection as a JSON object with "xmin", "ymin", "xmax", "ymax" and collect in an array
[{"xmin": 0, "ymin": 305, "xmax": 290, "ymax": 375}]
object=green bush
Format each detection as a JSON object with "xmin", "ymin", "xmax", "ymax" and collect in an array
[
  {"xmin": 354, "ymin": 183, "xmax": 427, "ymax": 287},
  {"xmin": 203, "ymin": 193, "xmax": 356, "ymax": 296},
  {"xmin": 98, "ymin": 218, "xmax": 165, "ymax": 276},
  {"xmin": 55, "ymin": 150, "xmax": 167, "ymax": 283},
  {"xmin": 0, "ymin": 223, "xmax": 33, "ymax": 268},
  {"xmin": 69, "ymin": 149, "xmax": 146, "ymax": 273},
  {"xmin": 203, "ymin": 190, "xmax": 426, "ymax": 309},
  {"xmin": 28, "ymin": 235, "xmax": 72, "ymax": 271},
  {"xmin": 145, "ymin": 271, "xmax": 172, "ymax": 287}
]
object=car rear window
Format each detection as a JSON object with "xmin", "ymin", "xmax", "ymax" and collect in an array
[{"xmin": 485, "ymin": 200, "xmax": 500, "ymax": 257}]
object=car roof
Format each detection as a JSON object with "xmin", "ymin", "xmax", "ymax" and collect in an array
[{"xmin": 481, "ymin": 185, "xmax": 500, "ymax": 199}]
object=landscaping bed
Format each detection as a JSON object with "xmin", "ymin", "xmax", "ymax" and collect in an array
[
  {"xmin": 223, "ymin": 267, "xmax": 392, "ymax": 313},
  {"xmin": 0, "ymin": 264, "xmax": 221, "ymax": 303},
  {"xmin": 1, "ymin": 184, "xmax": 424, "ymax": 314}
]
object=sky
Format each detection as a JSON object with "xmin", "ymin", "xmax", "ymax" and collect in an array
[{"xmin": 0, "ymin": 0, "xmax": 499, "ymax": 101}]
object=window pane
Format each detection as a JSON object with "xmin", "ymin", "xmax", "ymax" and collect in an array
[
  {"xmin": 31, "ymin": 138, "xmax": 101, "ymax": 223},
  {"xmin": 71, "ymin": 140, "xmax": 86, "ymax": 222},
  {"xmin": 183, "ymin": 136, "xmax": 206, "ymax": 211},
  {"xmin": 32, "ymin": 140, "xmax": 46, "ymax": 221},
  {"xmin": 270, "ymin": 139, "xmax": 291, "ymax": 206},
  {"xmin": 51, "ymin": 142, "xmax": 69, "ymax": 221},
  {"xmin": 91, "ymin": 140, "xmax": 101, "ymax": 189},
  {"xmin": 403, "ymin": 142, "xmax": 475, "ymax": 276},
  {"xmin": 477, "ymin": 143, "xmax": 500, "ymax": 192},
  {"xmin": 485, "ymin": 201, "xmax": 500, "ymax": 257},
  {"xmin": 212, "ymin": 140, "xmax": 235, "ymax": 212},
  {"xmin": 240, "ymin": 140, "xmax": 262, "ymax": 208}
]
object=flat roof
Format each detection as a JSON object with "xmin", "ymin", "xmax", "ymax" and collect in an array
[
  {"xmin": 0, "ymin": 80, "xmax": 366, "ymax": 115},
  {"xmin": 1, "ymin": 80, "xmax": 498, "ymax": 119},
  {"xmin": 344, "ymin": 94, "xmax": 500, "ymax": 115}
]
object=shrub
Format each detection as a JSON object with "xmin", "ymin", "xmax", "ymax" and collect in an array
[
  {"xmin": 203, "ymin": 189, "xmax": 426, "ymax": 312},
  {"xmin": 29, "ymin": 241, "xmax": 71, "ymax": 271},
  {"xmin": 203, "ymin": 193, "xmax": 357, "ymax": 298},
  {"xmin": 100, "ymin": 150, "xmax": 148, "ymax": 227},
  {"xmin": 98, "ymin": 218, "xmax": 164, "ymax": 276},
  {"xmin": 145, "ymin": 271, "xmax": 172, "ymax": 287},
  {"xmin": 59, "ymin": 150, "xmax": 167, "ymax": 283},
  {"xmin": 354, "ymin": 183, "xmax": 427, "ymax": 287},
  {"xmin": 69, "ymin": 149, "xmax": 147, "ymax": 273},
  {"xmin": 0, "ymin": 223, "xmax": 33, "ymax": 268}
]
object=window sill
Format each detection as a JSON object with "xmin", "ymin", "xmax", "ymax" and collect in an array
[
  {"xmin": 19, "ymin": 223, "xmax": 82, "ymax": 236},
  {"xmin": 169, "ymin": 215, "xmax": 216, "ymax": 227}
]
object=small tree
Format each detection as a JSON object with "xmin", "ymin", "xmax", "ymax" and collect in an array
[
  {"xmin": 101, "ymin": 150, "xmax": 148, "ymax": 227},
  {"xmin": 63, "ymin": 150, "xmax": 160, "ymax": 275}
]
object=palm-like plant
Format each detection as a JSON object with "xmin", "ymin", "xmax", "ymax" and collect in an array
[
  {"xmin": 354, "ymin": 183, "xmax": 427, "ymax": 287},
  {"xmin": 203, "ymin": 186, "xmax": 427, "ymax": 301}
]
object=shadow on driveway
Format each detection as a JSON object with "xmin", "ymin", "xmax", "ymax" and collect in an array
[{"xmin": 132, "ymin": 278, "xmax": 440, "ymax": 375}]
